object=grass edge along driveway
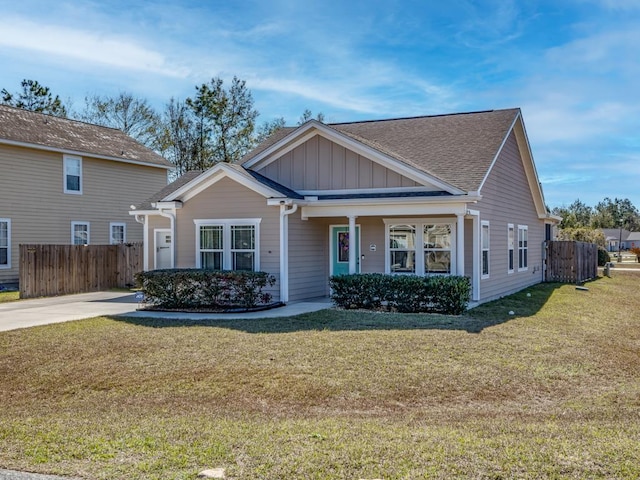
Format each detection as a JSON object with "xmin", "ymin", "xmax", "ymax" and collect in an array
[{"xmin": 1, "ymin": 272, "xmax": 639, "ymax": 479}]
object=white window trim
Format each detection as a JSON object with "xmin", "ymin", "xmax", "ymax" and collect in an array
[
  {"xmin": 383, "ymin": 218, "xmax": 456, "ymax": 276},
  {"xmin": 194, "ymin": 218, "xmax": 261, "ymax": 271},
  {"xmin": 518, "ymin": 224, "xmax": 528, "ymax": 272},
  {"xmin": 109, "ymin": 222, "xmax": 126, "ymax": 244},
  {"xmin": 63, "ymin": 155, "xmax": 83, "ymax": 195},
  {"xmin": 71, "ymin": 221, "xmax": 90, "ymax": 245},
  {"xmin": 0, "ymin": 218, "xmax": 10, "ymax": 269},
  {"xmin": 507, "ymin": 223, "xmax": 515, "ymax": 274},
  {"xmin": 481, "ymin": 220, "xmax": 490, "ymax": 279}
]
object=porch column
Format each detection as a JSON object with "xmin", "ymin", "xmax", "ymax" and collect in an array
[
  {"xmin": 456, "ymin": 214, "xmax": 465, "ymax": 276},
  {"xmin": 467, "ymin": 210, "xmax": 480, "ymax": 302},
  {"xmin": 348, "ymin": 215, "xmax": 357, "ymax": 274}
]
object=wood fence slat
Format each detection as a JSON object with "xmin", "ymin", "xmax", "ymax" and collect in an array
[
  {"xmin": 545, "ymin": 240, "xmax": 598, "ymax": 284},
  {"xmin": 18, "ymin": 243, "xmax": 143, "ymax": 298}
]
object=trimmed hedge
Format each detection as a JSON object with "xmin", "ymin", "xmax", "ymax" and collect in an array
[
  {"xmin": 329, "ymin": 273, "xmax": 471, "ymax": 315},
  {"xmin": 135, "ymin": 269, "xmax": 276, "ymax": 309}
]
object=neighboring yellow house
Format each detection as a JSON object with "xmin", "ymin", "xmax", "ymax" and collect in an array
[{"xmin": 0, "ymin": 104, "xmax": 173, "ymax": 286}]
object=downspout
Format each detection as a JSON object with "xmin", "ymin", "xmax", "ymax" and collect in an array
[
  {"xmin": 133, "ymin": 214, "xmax": 149, "ymax": 271},
  {"xmin": 279, "ymin": 202, "xmax": 299, "ymax": 303},
  {"xmin": 157, "ymin": 209, "xmax": 176, "ymax": 268}
]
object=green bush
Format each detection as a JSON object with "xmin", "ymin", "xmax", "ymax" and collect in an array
[
  {"xmin": 597, "ymin": 247, "xmax": 611, "ymax": 266},
  {"xmin": 329, "ymin": 274, "xmax": 471, "ymax": 315},
  {"xmin": 135, "ymin": 269, "xmax": 276, "ymax": 309}
]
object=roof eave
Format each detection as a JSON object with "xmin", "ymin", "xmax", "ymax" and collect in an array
[{"xmin": 0, "ymin": 137, "xmax": 173, "ymax": 170}]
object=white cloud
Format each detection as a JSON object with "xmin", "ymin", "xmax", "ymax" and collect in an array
[{"xmin": 0, "ymin": 16, "xmax": 189, "ymax": 78}]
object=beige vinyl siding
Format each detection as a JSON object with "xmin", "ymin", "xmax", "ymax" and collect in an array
[
  {"xmin": 287, "ymin": 216, "xmax": 330, "ymax": 301},
  {"xmin": 475, "ymin": 131, "xmax": 544, "ymax": 302},
  {"xmin": 358, "ymin": 217, "xmax": 386, "ymax": 274},
  {"xmin": 0, "ymin": 144, "xmax": 168, "ymax": 283},
  {"xmin": 257, "ymin": 135, "xmax": 421, "ymax": 191},
  {"xmin": 173, "ymin": 176, "xmax": 281, "ymax": 300}
]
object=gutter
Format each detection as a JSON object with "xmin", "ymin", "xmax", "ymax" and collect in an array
[{"xmin": 279, "ymin": 200, "xmax": 299, "ymax": 303}]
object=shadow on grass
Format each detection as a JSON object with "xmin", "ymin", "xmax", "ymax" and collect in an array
[{"xmin": 111, "ymin": 280, "xmax": 579, "ymax": 334}]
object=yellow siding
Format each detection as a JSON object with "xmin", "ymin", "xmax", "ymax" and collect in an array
[
  {"xmin": 257, "ymin": 135, "xmax": 421, "ymax": 191},
  {"xmin": 0, "ymin": 143, "xmax": 168, "ymax": 283}
]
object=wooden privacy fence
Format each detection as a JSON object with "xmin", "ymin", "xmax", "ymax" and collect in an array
[
  {"xmin": 545, "ymin": 240, "xmax": 598, "ymax": 284},
  {"xmin": 19, "ymin": 243, "xmax": 143, "ymax": 298}
]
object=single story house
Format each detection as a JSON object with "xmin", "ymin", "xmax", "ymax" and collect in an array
[
  {"xmin": 131, "ymin": 108, "xmax": 559, "ymax": 304},
  {"xmin": 602, "ymin": 229, "xmax": 640, "ymax": 252}
]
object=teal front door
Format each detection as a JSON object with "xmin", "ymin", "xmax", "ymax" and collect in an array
[{"xmin": 330, "ymin": 225, "xmax": 360, "ymax": 275}]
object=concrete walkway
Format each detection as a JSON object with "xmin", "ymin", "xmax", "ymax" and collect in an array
[{"xmin": 0, "ymin": 291, "xmax": 333, "ymax": 332}]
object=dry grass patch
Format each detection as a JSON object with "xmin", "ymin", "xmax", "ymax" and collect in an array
[
  {"xmin": 1, "ymin": 272, "xmax": 639, "ymax": 479},
  {"xmin": 0, "ymin": 290, "xmax": 19, "ymax": 303}
]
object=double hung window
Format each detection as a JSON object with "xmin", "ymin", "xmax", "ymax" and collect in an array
[
  {"xmin": 518, "ymin": 225, "xmax": 528, "ymax": 270},
  {"xmin": 110, "ymin": 223, "xmax": 126, "ymax": 244},
  {"xmin": 507, "ymin": 224, "xmax": 515, "ymax": 273},
  {"xmin": 72, "ymin": 222, "xmax": 90, "ymax": 245},
  {"xmin": 0, "ymin": 219, "xmax": 10, "ymax": 268},
  {"xmin": 196, "ymin": 219, "xmax": 260, "ymax": 271},
  {"xmin": 481, "ymin": 221, "xmax": 490, "ymax": 278},
  {"xmin": 64, "ymin": 155, "xmax": 82, "ymax": 194}
]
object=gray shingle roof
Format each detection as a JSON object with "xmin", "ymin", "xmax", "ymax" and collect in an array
[
  {"xmin": 0, "ymin": 104, "xmax": 172, "ymax": 168},
  {"xmin": 135, "ymin": 170, "xmax": 205, "ymax": 210},
  {"xmin": 240, "ymin": 108, "xmax": 521, "ymax": 193},
  {"xmin": 329, "ymin": 109, "xmax": 520, "ymax": 192}
]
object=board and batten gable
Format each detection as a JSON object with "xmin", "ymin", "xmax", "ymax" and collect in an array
[
  {"xmin": 173, "ymin": 176, "xmax": 281, "ymax": 300},
  {"xmin": 0, "ymin": 143, "xmax": 168, "ymax": 283},
  {"xmin": 475, "ymin": 129, "xmax": 544, "ymax": 302},
  {"xmin": 256, "ymin": 135, "xmax": 421, "ymax": 191}
]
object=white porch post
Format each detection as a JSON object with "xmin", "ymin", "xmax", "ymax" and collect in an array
[
  {"xmin": 348, "ymin": 215, "xmax": 357, "ymax": 274},
  {"xmin": 467, "ymin": 210, "xmax": 480, "ymax": 302},
  {"xmin": 456, "ymin": 214, "xmax": 465, "ymax": 276},
  {"xmin": 142, "ymin": 215, "xmax": 149, "ymax": 271}
]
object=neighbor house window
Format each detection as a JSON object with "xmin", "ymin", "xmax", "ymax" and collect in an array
[
  {"xmin": 0, "ymin": 219, "xmax": 10, "ymax": 269},
  {"xmin": 110, "ymin": 223, "xmax": 126, "ymax": 244},
  {"xmin": 481, "ymin": 221, "xmax": 490, "ymax": 278},
  {"xmin": 385, "ymin": 219, "xmax": 455, "ymax": 276},
  {"xmin": 507, "ymin": 224, "xmax": 515, "ymax": 274},
  {"xmin": 195, "ymin": 219, "xmax": 260, "ymax": 271},
  {"xmin": 64, "ymin": 155, "xmax": 82, "ymax": 194},
  {"xmin": 518, "ymin": 225, "xmax": 528, "ymax": 270},
  {"xmin": 71, "ymin": 222, "xmax": 90, "ymax": 245}
]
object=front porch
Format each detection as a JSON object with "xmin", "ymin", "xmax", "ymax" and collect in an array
[{"xmin": 277, "ymin": 197, "xmax": 482, "ymax": 303}]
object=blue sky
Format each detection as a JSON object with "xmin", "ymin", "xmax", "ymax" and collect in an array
[{"xmin": 1, "ymin": 0, "xmax": 639, "ymax": 209}]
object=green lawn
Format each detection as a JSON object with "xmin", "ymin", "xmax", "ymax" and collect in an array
[
  {"xmin": 0, "ymin": 290, "xmax": 19, "ymax": 303},
  {"xmin": 1, "ymin": 273, "xmax": 639, "ymax": 479}
]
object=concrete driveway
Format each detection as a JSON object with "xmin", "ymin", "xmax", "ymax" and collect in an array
[
  {"xmin": 0, "ymin": 292, "xmax": 333, "ymax": 332},
  {"xmin": 0, "ymin": 291, "xmax": 139, "ymax": 332}
]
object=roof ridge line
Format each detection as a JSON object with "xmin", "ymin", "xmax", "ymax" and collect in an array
[{"xmin": 328, "ymin": 108, "xmax": 519, "ymax": 126}]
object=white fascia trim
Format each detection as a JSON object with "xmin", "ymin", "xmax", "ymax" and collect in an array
[
  {"xmin": 299, "ymin": 193, "xmax": 480, "ymax": 207},
  {"xmin": 0, "ymin": 138, "xmax": 173, "ymax": 170},
  {"xmin": 243, "ymin": 121, "xmax": 465, "ymax": 195},
  {"xmin": 129, "ymin": 210, "xmax": 161, "ymax": 216},
  {"xmin": 298, "ymin": 186, "xmax": 440, "ymax": 196},
  {"xmin": 164, "ymin": 163, "xmax": 282, "ymax": 203},
  {"xmin": 152, "ymin": 201, "xmax": 183, "ymax": 209},
  {"xmin": 302, "ymin": 202, "xmax": 469, "ymax": 219}
]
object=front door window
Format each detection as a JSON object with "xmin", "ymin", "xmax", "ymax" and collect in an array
[{"xmin": 331, "ymin": 226, "xmax": 360, "ymax": 275}]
